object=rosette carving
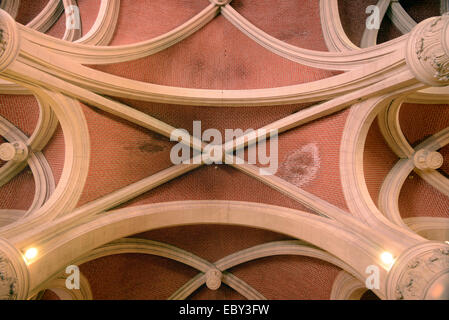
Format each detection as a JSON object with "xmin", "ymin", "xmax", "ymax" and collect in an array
[{"xmin": 205, "ymin": 268, "xmax": 222, "ymax": 290}]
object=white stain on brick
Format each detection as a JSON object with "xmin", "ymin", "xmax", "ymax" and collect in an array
[{"xmin": 277, "ymin": 143, "xmax": 320, "ymax": 187}]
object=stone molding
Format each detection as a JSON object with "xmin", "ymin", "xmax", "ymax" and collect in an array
[
  {"xmin": 387, "ymin": 242, "xmax": 449, "ymax": 300},
  {"xmin": 406, "ymin": 14, "xmax": 449, "ymax": 86},
  {"xmin": 0, "ymin": 238, "xmax": 29, "ymax": 300},
  {"xmin": 0, "ymin": 9, "xmax": 20, "ymax": 72}
]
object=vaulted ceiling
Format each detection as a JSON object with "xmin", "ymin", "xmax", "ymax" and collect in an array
[{"xmin": 0, "ymin": 0, "xmax": 448, "ymax": 300}]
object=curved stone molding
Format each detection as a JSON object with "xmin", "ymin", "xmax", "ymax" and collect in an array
[
  {"xmin": 26, "ymin": 0, "xmax": 64, "ymax": 33},
  {"xmin": 172, "ymin": 240, "xmax": 364, "ymax": 300},
  {"xmin": 404, "ymin": 217, "xmax": 449, "ymax": 241},
  {"xmin": 340, "ymin": 92, "xmax": 425, "ymax": 248},
  {"xmin": 62, "ymin": 0, "xmax": 82, "ymax": 42},
  {"xmin": 0, "ymin": 115, "xmax": 30, "ymax": 188},
  {"xmin": 388, "ymin": 1, "xmax": 417, "ymax": 35},
  {"xmin": 223, "ymin": 4, "xmax": 404, "ymax": 71},
  {"xmin": 0, "ymin": 0, "xmax": 119, "ymax": 94},
  {"xmin": 443, "ymin": 0, "xmax": 449, "ymax": 15},
  {"xmin": 386, "ymin": 242, "xmax": 449, "ymax": 300},
  {"xmin": 19, "ymin": 4, "xmax": 219, "ymax": 65},
  {"xmin": 0, "ymin": 210, "xmax": 25, "ymax": 228},
  {"xmin": 75, "ymin": 0, "xmax": 120, "ymax": 46},
  {"xmin": 34, "ymin": 238, "xmax": 265, "ymax": 300},
  {"xmin": 0, "ymin": 110, "xmax": 56, "ymax": 219},
  {"xmin": 330, "ymin": 271, "xmax": 368, "ymax": 300},
  {"xmin": 22, "ymin": 201, "xmax": 387, "ymax": 295},
  {"xmin": 0, "ymin": 0, "xmax": 20, "ymax": 20},
  {"xmin": 44, "ymin": 272, "xmax": 92, "ymax": 300},
  {"xmin": 0, "ymin": 9, "xmax": 20, "ymax": 72},
  {"xmin": 377, "ymin": 97, "xmax": 414, "ymax": 158},
  {"xmin": 378, "ymin": 126, "xmax": 449, "ymax": 230},
  {"xmin": 0, "ymin": 238, "xmax": 29, "ymax": 300},
  {"xmin": 360, "ymin": 0, "xmax": 391, "ymax": 48},
  {"xmin": 0, "ymin": 91, "xmax": 90, "ymax": 239},
  {"xmin": 319, "ymin": 0, "xmax": 358, "ymax": 51},
  {"xmin": 407, "ymin": 86, "xmax": 449, "ymax": 104},
  {"xmin": 2, "ymin": 0, "xmax": 449, "ymax": 301},
  {"xmin": 406, "ymin": 15, "xmax": 449, "ymax": 86},
  {"xmin": 66, "ymin": 239, "xmax": 357, "ymax": 301}
]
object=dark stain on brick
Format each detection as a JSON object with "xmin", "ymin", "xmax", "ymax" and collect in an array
[
  {"xmin": 148, "ymin": 131, "xmax": 170, "ymax": 142},
  {"xmin": 138, "ymin": 143, "xmax": 166, "ymax": 153},
  {"xmin": 124, "ymin": 141, "xmax": 167, "ymax": 153}
]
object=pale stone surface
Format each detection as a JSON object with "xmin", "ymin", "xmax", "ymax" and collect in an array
[
  {"xmin": 414, "ymin": 150, "xmax": 444, "ymax": 170},
  {"xmin": 0, "ymin": 142, "xmax": 28, "ymax": 162},
  {"xmin": 0, "ymin": 3, "xmax": 448, "ymax": 300}
]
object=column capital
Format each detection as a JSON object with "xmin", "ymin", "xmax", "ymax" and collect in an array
[
  {"xmin": 406, "ymin": 14, "xmax": 449, "ymax": 86},
  {"xmin": 0, "ymin": 8, "xmax": 20, "ymax": 73},
  {"xmin": 0, "ymin": 238, "xmax": 29, "ymax": 300},
  {"xmin": 386, "ymin": 242, "xmax": 449, "ymax": 300}
]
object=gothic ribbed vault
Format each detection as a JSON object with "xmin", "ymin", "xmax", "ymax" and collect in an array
[{"xmin": 0, "ymin": 0, "xmax": 448, "ymax": 300}]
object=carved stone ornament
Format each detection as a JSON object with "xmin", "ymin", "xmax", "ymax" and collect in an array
[
  {"xmin": 0, "ymin": 141, "xmax": 29, "ymax": 162},
  {"xmin": 413, "ymin": 149, "xmax": 444, "ymax": 170},
  {"xmin": 406, "ymin": 14, "xmax": 449, "ymax": 86},
  {"xmin": 0, "ymin": 238, "xmax": 29, "ymax": 300},
  {"xmin": 205, "ymin": 268, "xmax": 222, "ymax": 290},
  {"xmin": 386, "ymin": 242, "xmax": 449, "ymax": 300},
  {"xmin": 0, "ymin": 254, "xmax": 18, "ymax": 299},
  {"xmin": 0, "ymin": 8, "xmax": 20, "ymax": 73}
]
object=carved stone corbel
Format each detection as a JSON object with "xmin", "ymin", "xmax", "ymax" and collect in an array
[
  {"xmin": 0, "ymin": 238, "xmax": 30, "ymax": 300},
  {"xmin": 406, "ymin": 14, "xmax": 449, "ymax": 86},
  {"xmin": 386, "ymin": 242, "xmax": 449, "ymax": 300},
  {"xmin": 0, "ymin": 8, "xmax": 20, "ymax": 73}
]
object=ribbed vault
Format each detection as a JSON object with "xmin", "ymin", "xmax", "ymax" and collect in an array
[{"xmin": 0, "ymin": 0, "xmax": 448, "ymax": 301}]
